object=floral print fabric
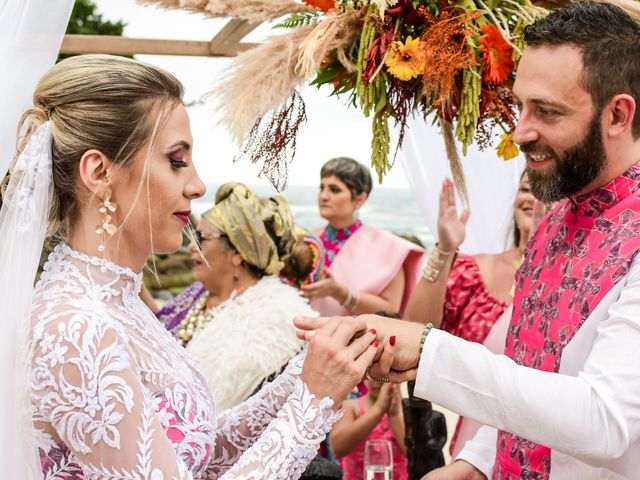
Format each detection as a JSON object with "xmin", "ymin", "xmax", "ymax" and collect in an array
[
  {"xmin": 494, "ymin": 164, "xmax": 640, "ymax": 479},
  {"xmin": 442, "ymin": 253, "xmax": 509, "ymax": 343},
  {"xmin": 320, "ymin": 219, "xmax": 363, "ymax": 267}
]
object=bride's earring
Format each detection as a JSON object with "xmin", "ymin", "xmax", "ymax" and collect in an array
[{"xmin": 95, "ymin": 185, "xmax": 118, "ymax": 256}]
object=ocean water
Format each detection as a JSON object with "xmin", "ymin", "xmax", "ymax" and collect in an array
[{"xmin": 192, "ymin": 184, "xmax": 434, "ymax": 247}]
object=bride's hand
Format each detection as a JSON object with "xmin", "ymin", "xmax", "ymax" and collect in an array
[
  {"xmin": 300, "ymin": 316, "xmax": 394, "ymax": 408},
  {"xmin": 296, "ymin": 314, "xmax": 424, "ymax": 383}
]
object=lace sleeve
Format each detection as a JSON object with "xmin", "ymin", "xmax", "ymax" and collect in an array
[
  {"xmin": 31, "ymin": 312, "xmax": 193, "ymax": 479},
  {"xmin": 205, "ymin": 352, "xmax": 342, "ymax": 478}
]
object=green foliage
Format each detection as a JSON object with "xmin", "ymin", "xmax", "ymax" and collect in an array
[
  {"xmin": 59, "ymin": 0, "xmax": 127, "ymax": 61},
  {"xmin": 273, "ymin": 11, "xmax": 320, "ymax": 29},
  {"xmin": 66, "ymin": 0, "xmax": 126, "ymax": 35}
]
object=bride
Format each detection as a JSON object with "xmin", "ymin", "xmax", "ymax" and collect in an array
[{"xmin": 0, "ymin": 54, "xmax": 389, "ymax": 479}]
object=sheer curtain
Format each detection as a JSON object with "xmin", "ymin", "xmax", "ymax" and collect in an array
[
  {"xmin": 0, "ymin": 0, "xmax": 73, "ymax": 179},
  {"xmin": 400, "ymin": 115, "xmax": 525, "ymax": 255},
  {"xmin": 0, "ymin": 0, "xmax": 72, "ymax": 475}
]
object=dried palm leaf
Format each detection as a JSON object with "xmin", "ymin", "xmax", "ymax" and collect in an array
[
  {"xmin": 136, "ymin": 0, "xmax": 309, "ymax": 21},
  {"xmin": 441, "ymin": 119, "xmax": 469, "ymax": 205},
  {"xmin": 296, "ymin": 10, "xmax": 363, "ymax": 77},
  {"xmin": 211, "ymin": 26, "xmax": 315, "ymax": 144}
]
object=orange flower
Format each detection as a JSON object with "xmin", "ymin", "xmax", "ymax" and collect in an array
[
  {"xmin": 302, "ymin": 0, "xmax": 336, "ymax": 12},
  {"xmin": 479, "ymin": 25, "xmax": 514, "ymax": 85}
]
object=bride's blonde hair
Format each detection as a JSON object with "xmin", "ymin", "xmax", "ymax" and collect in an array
[{"xmin": 3, "ymin": 54, "xmax": 183, "ymax": 239}]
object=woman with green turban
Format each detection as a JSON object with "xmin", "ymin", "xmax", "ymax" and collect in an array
[{"xmin": 154, "ymin": 182, "xmax": 316, "ymax": 411}]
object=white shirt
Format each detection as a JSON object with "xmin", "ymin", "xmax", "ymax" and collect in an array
[{"xmin": 415, "ymin": 255, "xmax": 640, "ymax": 479}]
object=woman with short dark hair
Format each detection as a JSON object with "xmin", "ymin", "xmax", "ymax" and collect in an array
[{"xmin": 302, "ymin": 157, "xmax": 424, "ymax": 316}]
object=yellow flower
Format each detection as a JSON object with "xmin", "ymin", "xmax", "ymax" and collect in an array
[
  {"xmin": 497, "ymin": 131, "xmax": 519, "ymax": 160},
  {"xmin": 385, "ymin": 36, "xmax": 425, "ymax": 81}
]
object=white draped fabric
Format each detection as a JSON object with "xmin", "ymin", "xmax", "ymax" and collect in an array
[
  {"xmin": 0, "ymin": 0, "xmax": 74, "ymax": 179},
  {"xmin": 400, "ymin": 115, "xmax": 525, "ymax": 254},
  {"xmin": 0, "ymin": 1, "xmax": 72, "ymax": 475}
]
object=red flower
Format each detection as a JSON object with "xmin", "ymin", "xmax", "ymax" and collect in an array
[
  {"xmin": 479, "ymin": 25, "xmax": 514, "ymax": 85},
  {"xmin": 302, "ymin": 0, "xmax": 336, "ymax": 12}
]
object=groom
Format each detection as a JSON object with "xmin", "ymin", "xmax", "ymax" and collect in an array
[{"xmin": 297, "ymin": 1, "xmax": 640, "ymax": 478}]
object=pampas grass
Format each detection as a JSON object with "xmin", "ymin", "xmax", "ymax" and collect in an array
[
  {"xmin": 370, "ymin": 0, "xmax": 399, "ymax": 17},
  {"xmin": 211, "ymin": 26, "xmax": 315, "ymax": 144},
  {"xmin": 296, "ymin": 10, "xmax": 362, "ymax": 77},
  {"xmin": 136, "ymin": 0, "xmax": 308, "ymax": 21}
]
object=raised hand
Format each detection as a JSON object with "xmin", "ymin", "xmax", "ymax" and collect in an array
[
  {"xmin": 437, "ymin": 178, "xmax": 470, "ymax": 252},
  {"xmin": 387, "ymin": 384, "xmax": 402, "ymax": 417},
  {"xmin": 372, "ymin": 383, "xmax": 393, "ymax": 416}
]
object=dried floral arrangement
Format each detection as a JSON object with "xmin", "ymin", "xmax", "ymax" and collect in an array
[{"xmin": 139, "ymin": 0, "xmax": 640, "ymax": 193}]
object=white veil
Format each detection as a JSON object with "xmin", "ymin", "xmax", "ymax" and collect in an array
[
  {"xmin": 0, "ymin": 122, "xmax": 53, "ymax": 477},
  {"xmin": 0, "ymin": 1, "xmax": 72, "ymax": 472}
]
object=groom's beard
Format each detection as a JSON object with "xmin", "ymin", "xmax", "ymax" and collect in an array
[{"xmin": 522, "ymin": 111, "xmax": 607, "ymax": 203}]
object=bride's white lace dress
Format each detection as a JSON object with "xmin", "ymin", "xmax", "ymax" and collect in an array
[{"xmin": 29, "ymin": 243, "xmax": 340, "ymax": 479}]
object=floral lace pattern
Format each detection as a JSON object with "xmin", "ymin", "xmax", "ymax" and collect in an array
[{"xmin": 29, "ymin": 243, "xmax": 341, "ymax": 479}]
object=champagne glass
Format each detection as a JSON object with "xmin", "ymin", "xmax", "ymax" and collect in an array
[{"xmin": 364, "ymin": 439, "xmax": 393, "ymax": 480}]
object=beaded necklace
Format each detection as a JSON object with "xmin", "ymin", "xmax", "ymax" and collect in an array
[{"xmin": 176, "ymin": 292, "xmax": 214, "ymax": 346}]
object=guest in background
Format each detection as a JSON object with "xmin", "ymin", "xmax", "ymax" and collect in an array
[
  {"xmin": 150, "ymin": 182, "xmax": 315, "ymax": 411},
  {"xmin": 279, "ymin": 226, "xmax": 328, "ymax": 288},
  {"xmin": 330, "ymin": 379, "xmax": 408, "ymax": 480},
  {"xmin": 405, "ymin": 172, "xmax": 534, "ymax": 455},
  {"xmin": 303, "ymin": 157, "xmax": 424, "ymax": 316}
]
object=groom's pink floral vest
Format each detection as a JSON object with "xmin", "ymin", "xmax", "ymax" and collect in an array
[{"xmin": 494, "ymin": 163, "xmax": 640, "ymax": 479}]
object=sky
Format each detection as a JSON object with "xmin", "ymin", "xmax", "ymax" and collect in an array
[{"xmin": 92, "ymin": 0, "xmax": 412, "ymax": 192}]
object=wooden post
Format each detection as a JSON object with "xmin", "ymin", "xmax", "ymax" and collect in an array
[
  {"xmin": 60, "ymin": 34, "xmax": 258, "ymax": 57},
  {"xmin": 209, "ymin": 18, "xmax": 261, "ymax": 56}
]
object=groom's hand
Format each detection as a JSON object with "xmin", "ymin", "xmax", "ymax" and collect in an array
[{"xmin": 294, "ymin": 314, "xmax": 425, "ymax": 380}]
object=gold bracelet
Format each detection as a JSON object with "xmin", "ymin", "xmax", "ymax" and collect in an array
[
  {"xmin": 422, "ymin": 243, "xmax": 457, "ymax": 282},
  {"xmin": 341, "ymin": 288, "xmax": 359, "ymax": 310},
  {"xmin": 350, "ymin": 290, "xmax": 360, "ymax": 310},
  {"xmin": 341, "ymin": 288, "xmax": 353, "ymax": 308}
]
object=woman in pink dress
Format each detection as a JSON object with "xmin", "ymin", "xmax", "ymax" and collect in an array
[
  {"xmin": 330, "ymin": 379, "xmax": 408, "ymax": 479},
  {"xmin": 302, "ymin": 157, "xmax": 424, "ymax": 317},
  {"xmin": 405, "ymin": 173, "xmax": 535, "ymax": 454}
]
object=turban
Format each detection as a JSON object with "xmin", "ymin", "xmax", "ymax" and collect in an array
[{"xmin": 203, "ymin": 183, "xmax": 296, "ymax": 275}]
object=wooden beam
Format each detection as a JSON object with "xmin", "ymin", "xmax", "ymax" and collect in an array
[
  {"xmin": 209, "ymin": 19, "xmax": 261, "ymax": 55},
  {"xmin": 60, "ymin": 34, "xmax": 258, "ymax": 57}
]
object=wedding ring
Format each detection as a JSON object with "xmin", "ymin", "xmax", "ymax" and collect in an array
[{"xmin": 365, "ymin": 368, "xmax": 389, "ymax": 383}]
